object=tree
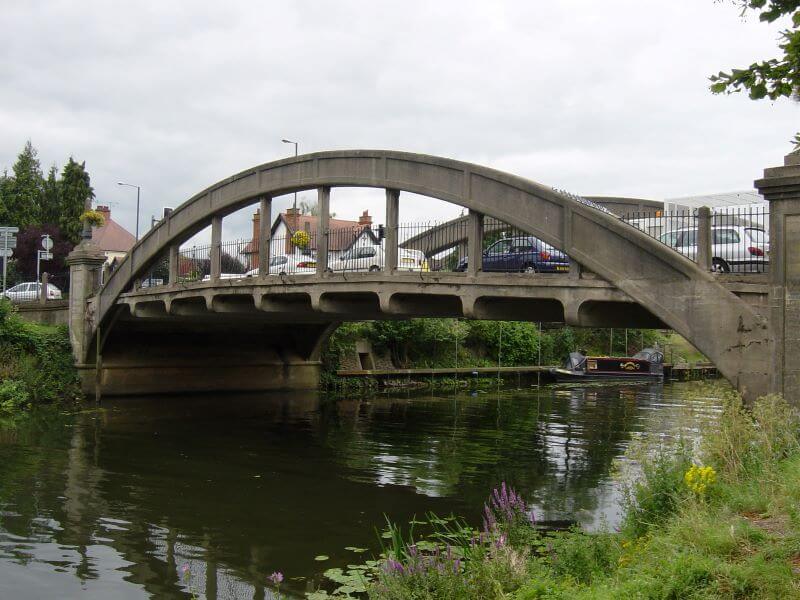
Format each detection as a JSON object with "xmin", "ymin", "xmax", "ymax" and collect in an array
[
  {"xmin": 0, "ymin": 170, "xmax": 11, "ymax": 224},
  {"xmin": 12, "ymin": 224, "xmax": 72, "ymax": 279},
  {"xmin": 59, "ymin": 158, "xmax": 94, "ymax": 245},
  {"xmin": 6, "ymin": 141, "xmax": 43, "ymax": 228},
  {"xmin": 40, "ymin": 165, "xmax": 61, "ymax": 225},
  {"xmin": 710, "ymin": 1, "xmax": 800, "ymax": 147}
]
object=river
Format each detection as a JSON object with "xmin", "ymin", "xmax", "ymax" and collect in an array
[{"xmin": 0, "ymin": 382, "xmax": 722, "ymax": 599}]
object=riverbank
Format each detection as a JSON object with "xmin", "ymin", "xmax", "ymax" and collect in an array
[
  {"xmin": 0, "ymin": 298, "xmax": 80, "ymax": 416},
  {"xmin": 303, "ymin": 384, "xmax": 800, "ymax": 599}
]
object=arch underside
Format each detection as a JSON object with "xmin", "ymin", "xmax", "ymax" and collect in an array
[{"xmin": 95, "ymin": 150, "xmax": 771, "ymax": 397}]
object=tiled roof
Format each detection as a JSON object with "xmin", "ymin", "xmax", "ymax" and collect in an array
[{"xmin": 91, "ymin": 214, "xmax": 136, "ymax": 252}]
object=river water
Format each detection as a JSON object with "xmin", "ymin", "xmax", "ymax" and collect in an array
[{"xmin": 0, "ymin": 382, "xmax": 722, "ymax": 599}]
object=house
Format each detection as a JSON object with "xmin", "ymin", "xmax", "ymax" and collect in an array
[
  {"xmin": 242, "ymin": 207, "xmax": 379, "ymax": 269},
  {"xmin": 91, "ymin": 206, "xmax": 136, "ymax": 264}
]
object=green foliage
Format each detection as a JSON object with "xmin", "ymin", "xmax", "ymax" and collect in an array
[
  {"xmin": 544, "ymin": 529, "xmax": 621, "ymax": 585},
  {"xmin": 40, "ymin": 165, "xmax": 61, "ymax": 225},
  {"xmin": 620, "ymin": 443, "xmax": 693, "ymax": 538},
  {"xmin": 711, "ymin": 1, "xmax": 800, "ymax": 145},
  {"xmin": 80, "ymin": 209, "xmax": 105, "ymax": 228},
  {"xmin": 59, "ymin": 157, "xmax": 94, "ymax": 245},
  {"xmin": 6, "ymin": 140, "xmax": 43, "ymax": 228},
  {"xmin": 0, "ymin": 298, "xmax": 80, "ymax": 413},
  {"xmin": 367, "ymin": 319, "xmax": 469, "ymax": 367}
]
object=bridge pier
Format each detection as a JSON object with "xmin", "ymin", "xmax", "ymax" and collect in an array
[{"xmin": 756, "ymin": 150, "xmax": 800, "ymax": 405}]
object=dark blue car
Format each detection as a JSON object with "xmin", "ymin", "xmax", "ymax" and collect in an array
[{"xmin": 456, "ymin": 236, "xmax": 570, "ymax": 273}]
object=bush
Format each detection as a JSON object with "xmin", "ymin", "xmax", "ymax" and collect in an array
[{"xmin": 0, "ymin": 297, "xmax": 80, "ymax": 412}]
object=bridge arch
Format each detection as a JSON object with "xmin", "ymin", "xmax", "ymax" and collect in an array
[{"xmin": 93, "ymin": 150, "xmax": 770, "ymax": 397}]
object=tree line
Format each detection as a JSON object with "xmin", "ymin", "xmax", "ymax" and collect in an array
[{"xmin": 0, "ymin": 141, "xmax": 95, "ymax": 281}]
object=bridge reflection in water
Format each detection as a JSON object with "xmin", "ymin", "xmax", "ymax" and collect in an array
[{"xmin": 0, "ymin": 384, "xmax": 722, "ymax": 599}]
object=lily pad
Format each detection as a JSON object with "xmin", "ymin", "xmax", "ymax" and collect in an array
[
  {"xmin": 344, "ymin": 546, "xmax": 368, "ymax": 553},
  {"xmin": 314, "ymin": 554, "xmax": 330, "ymax": 561}
]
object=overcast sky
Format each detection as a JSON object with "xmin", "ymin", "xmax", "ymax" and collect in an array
[{"xmin": 1, "ymin": 0, "xmax": 796, "ymax": 242}]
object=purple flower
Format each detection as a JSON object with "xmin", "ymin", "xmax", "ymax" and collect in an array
[
  {"xmin": 268, "ymin": 571, "xmax": 284, "ymax": 586},
  {"xmin": 384, "ymin": 559, "xmax": 405, "ymax": 575},
  {"xmin": 180, "ymin": 563, "xmax": 190, "ymax": 576}
]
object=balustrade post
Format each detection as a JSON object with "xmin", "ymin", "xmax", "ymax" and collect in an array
[
  {"xmin": 467, "ymin": 210, "xmax": 484, "ymax": 276},
  {"xmin": 385, "ymin": 189, "xmax": 400, "ymax": 272},
  {"xmin": 210, "ymin": 215, "xmax": 222, "ymax": 281},
  {"xmin": 696, "ymin": 206, "xmax": 712, "ymax": 271},
  {"xmin": 168, "ymin": 244, "xmax": 179, "ymax": 285},
  {"xmin": 258, "ymin": 196, "xmax": 272, "ymax": 277},
  {"xmin": 316, "ymin": 187, "xmax": 330, "ymax": 275}
]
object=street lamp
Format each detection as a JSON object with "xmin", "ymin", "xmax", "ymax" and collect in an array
[
  {"xmin": 282, "ymin": 139, "xmax": 299, "ymax": 211},
  {"xmin": 117, "ymin": 181, "xmax": 141, "ymax": 241}
]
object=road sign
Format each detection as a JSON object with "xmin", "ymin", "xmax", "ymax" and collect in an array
[
  {"xmin": 0, "ymin": 227, "xmax": 19, "ymax": 234},
  {"xmin": 0, "ymin": 249, "xmax": 13, "ymax": 259},
  {"xmin": 40, "ymin": 252, "xmax": 53, "ymax": 260},
  {"xmin": 41, "ymin": 235, "xmax": 53, "ymax": 251},
  {"xmin": 0, "ymin": 238, "xmax": 16, "ymax": 249}
]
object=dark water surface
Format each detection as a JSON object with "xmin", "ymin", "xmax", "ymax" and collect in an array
[{"xmin": 0, "ymin": 382, "xmax": 721, "ymax": 599}]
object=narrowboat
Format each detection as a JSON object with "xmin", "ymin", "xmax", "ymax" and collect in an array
[{"xmin": 550, "ymin": 348, "xmax": 664, "ymax": 382}]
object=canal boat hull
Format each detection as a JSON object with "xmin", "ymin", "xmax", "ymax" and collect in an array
[{"xmin": 550, "ymin": 348, "xmax": 665, "ymax": 383}]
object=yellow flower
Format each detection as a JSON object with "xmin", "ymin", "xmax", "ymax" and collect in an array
[{"xmin": 684, "ymin": 464, "xmax": 716, "ymax": 497}]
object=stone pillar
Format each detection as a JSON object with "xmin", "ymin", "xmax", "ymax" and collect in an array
[
  {"xmin": 210, "ymin": 215, "xmax": 222, "ymax": 281},
  {"xmin": 259, "ymin": 196, "xmax": 272, "ymax": 277},
  {"xmin": 65, "ymin": 241, "xmax": 107, "ymax": 368},
  {"xmin": 316, "ymin": 186, "xmax": 331, "ymax": 275},
  {"xmin": 696, "ymin": 206, "xmax": 712, "ymax": 271},
  {"xmin": 467, "ymin": 210, "xmax": 483, "ymax": 276},
  {"xmin": 385, "ymin": 189, "xmax": 400, "ymax": 272},
  {"xmin": 755, "ymin": 150, "xmax": 800, "ymax": 404},
  {"xmin": 168, "ymin": 244, "xmax": 179, "ymax": 285},
  {"xmin": 39, "ymin": 272, "xmax": 49, "ymax": 305}
]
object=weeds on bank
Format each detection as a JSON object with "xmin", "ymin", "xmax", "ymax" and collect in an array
[
  {"xmin": 0, "ymin": 298, "xmax": 80, "ymax": 415},
  {"xmin": 308, "ymin": 384, "xmax": 800, "ymax": 599}
]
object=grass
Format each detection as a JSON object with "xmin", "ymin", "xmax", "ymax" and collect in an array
[{"xmin": 311, "ymin": 383, "xmax": 800, "ymax": 600}]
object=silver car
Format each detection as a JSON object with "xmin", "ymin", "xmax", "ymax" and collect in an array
[
  {"xmin": 659, "ymin": 226, "xmax": 769, "ymax": 273},
  {"xmin": 245, "ymin": 253, "xmax": 317, "ymax": 276},
  {"xmin": 3, "ymin": 282, "xmax": 63, "ymax": 302}
]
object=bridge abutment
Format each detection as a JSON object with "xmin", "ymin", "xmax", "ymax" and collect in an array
[
  {"xmin": 756, "ymin": 150, "xmax": 800, "ymax": 405},
  {"xmin": 84, "ymin": 318, "xmax": 332, "ymax": 396}
]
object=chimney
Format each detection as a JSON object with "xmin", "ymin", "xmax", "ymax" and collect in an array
[
  {"xmin": 358, "ymin": 210, "xmax": 372, "ymax": 226},
  {"xmin": 286, "ymin": 206, "xmax": 300, "ymax": 231},
  {"xmin": 96, "ymin": 205, "xmax": 111, "ymax": 221}
]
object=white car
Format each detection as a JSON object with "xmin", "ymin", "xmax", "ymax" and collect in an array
[
  {"xmin": 326, "ymin": 245, "xmax": 428, "ymax": 273},
  {"xmin": 245, "ymin": 253, "xmax": 317, "ymax": 276},
  {"xmin": 659, "ymin": 225, "xmax": 769, "ymax": 273},
  {"xmin": 3, "ymin": 282, "xmax": 62, "ymax": 302}
]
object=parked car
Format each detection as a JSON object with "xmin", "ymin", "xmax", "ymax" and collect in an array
[
  {"xmin": 245, "ymin": 252, "xmax": 317, "ymax": 276},
  {"xmin": 658, "ymin": 226, "xmax": 769, "ymax": 273},
  {"xmin": 455, "ymin": 236, "xmax": 570, "ymax": 273},
  {"xmin": 2, "ymin": 282, "xmax": 62, "ymax": 302},
  {"xmin": 326, "ymin": 246, "xmax": 428, "ymax": 273}
]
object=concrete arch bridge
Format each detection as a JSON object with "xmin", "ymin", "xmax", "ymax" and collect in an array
[{"xmin": 66, "ymin": 150, "xmax": 774, "ymax": 399}]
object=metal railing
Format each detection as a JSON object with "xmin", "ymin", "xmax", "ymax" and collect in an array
[
  {"xmin": 1, "ymin": 271, "xmax": 69, "ymax": 304},
  {"xmin": 622, "ymin": 205, "xmax": 769, "ymax": 274}
]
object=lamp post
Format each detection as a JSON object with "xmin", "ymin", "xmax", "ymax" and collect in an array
[
  {"xmin": 281, "ymin": 139, "xmax": 299, "ymax": 211},
  {"xmin": 117, "ymin": 182, "xmax": 141, "ymax": 241}
]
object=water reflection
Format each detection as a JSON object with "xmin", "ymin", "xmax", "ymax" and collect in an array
[{"xmin": 0, "ymin": 383, "xmax": 721, "ymax": 599}]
